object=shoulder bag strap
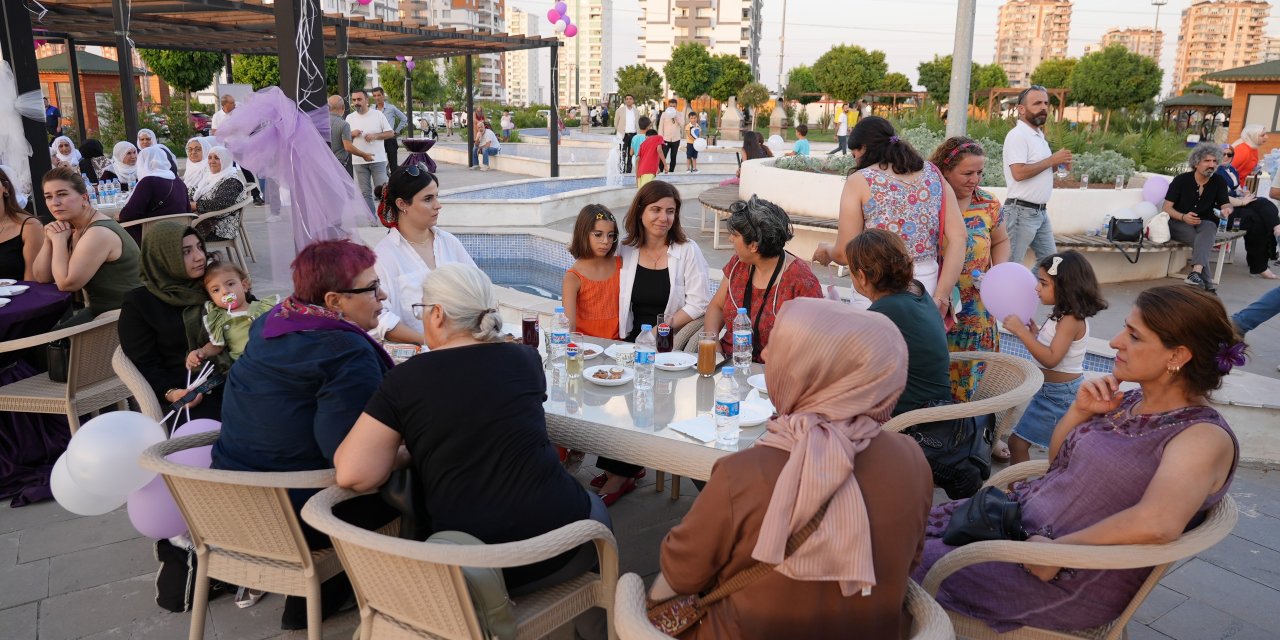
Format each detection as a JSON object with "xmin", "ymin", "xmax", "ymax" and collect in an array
[{"xmin": 696, "ymin": 500, "xmax": 831, "ymax": 607}]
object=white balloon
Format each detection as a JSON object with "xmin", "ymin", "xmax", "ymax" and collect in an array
[
  {"xmin": 693, "ymin": 137, "xmax": 708, "ymax": 152},
  {"xmin": 66, "ymin": 412, "xmax": 167, "ymax": 495},
  {"xmin": 51, "ymin": 454, "xmax": 127, "ymax": 516},
  {"xmin": 1110, "ymin": 207, "xmax": 1139, "ymax": 220},
  {"xmin": 1132, "ymin": 201, "xmax": 1158, "ymax": 220},
  {"xmin": 554, "ymin": 19, "xmax": 567, "ymax": 33},
  {"xmin": 767, "ymin": 134, "xmax": 784, "ymax": 147}
]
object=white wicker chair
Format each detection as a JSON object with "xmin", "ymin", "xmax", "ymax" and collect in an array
[
  {"xmin": 301, "ymin": 485, "xmax": 620, "ymax": 640},
  {"xmin": 880, "ymin": 351, "xmax": 1043, "ymax": 437},
  {"xmin": 138, "ymin": 432, "xmax": 353, "ymax": 640},
  {"xmin": 0, "ymin": 310, "xmax": 130, "ymax": 434},
  {"xmin": 111, "ymin": 345, "xmax": 163, "ymax": 421},
  {"xmin": 613, "ymin": 573, "xmax": 953, "ymax": 639},
  {"xmin": 923, "ymin": 460, "xmax": 1240, "ymax": 640},
  {"xmin": 193, "ymin": 197, "xmax": 253, "ymax": 271}
]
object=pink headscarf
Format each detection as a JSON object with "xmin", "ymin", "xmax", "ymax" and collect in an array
[{"xmin": 751, "ymin": 298, "xmax": 907, "ymax": 596}]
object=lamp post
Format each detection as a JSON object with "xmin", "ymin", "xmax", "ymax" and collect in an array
[{"xmin": 1152, "ymin": 0, "xmax": 1168, "ymax": 35}]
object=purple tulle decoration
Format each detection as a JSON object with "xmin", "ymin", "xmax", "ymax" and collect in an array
[{"xmin": 216, "ymin": 87, "xmax": 372, "ymax": 254}]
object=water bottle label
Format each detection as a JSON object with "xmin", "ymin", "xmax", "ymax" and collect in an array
[
  {"xmin": 635, "ymin": 350, "xmax": 655, "ymax": 365},
  {"xmin": 657, "ymin": 323, "xmax": 671, "ymax": 337},
  {"xmin": 551, "ymin": 331, "xmax": 569, "ymax": 346},
  {"xmin": 733, "ymin": 331, "xmax": 751, "ymax": 348},
  {"xmin": 714, "ymin": 400, "xmax": 740, "ymax": 418}
]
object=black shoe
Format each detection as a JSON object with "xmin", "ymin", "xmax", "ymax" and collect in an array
[{"xmin": 280, "ymin": 576, "xmax": 354, "ymax": 630}]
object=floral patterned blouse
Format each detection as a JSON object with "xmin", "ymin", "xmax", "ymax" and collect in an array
[
  {"xmin": 948, "ymin": 187, "xmax": 1005, "ymax": 401},
  {"xmin": 194, "ymin": 177, "xmax": 246, "ymax": 242},
  {"xmin": 718, "ymin": 254, "xmax": 822, "ymax": 362},
  {"xmin": 860, "ymin": 162, "xmax": 945, "ymax": 263}
]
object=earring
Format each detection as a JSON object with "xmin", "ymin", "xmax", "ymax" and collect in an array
[{"xmin": 1167, "ymin": 363, "xmax": 1181, "ymax": 374}]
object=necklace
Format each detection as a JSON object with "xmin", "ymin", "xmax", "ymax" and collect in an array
[{"xmin": 401, "ymin": 227, "xmax": 434, "ymax": 246}]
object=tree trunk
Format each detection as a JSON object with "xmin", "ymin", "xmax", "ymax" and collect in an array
[
  {"xmin": 184, "ymin": 91, "xmax": 191, "ymax": 116},
  {"xmin": 1104, "ymin": 108, "xmax": 1112, "ymax": 134}
]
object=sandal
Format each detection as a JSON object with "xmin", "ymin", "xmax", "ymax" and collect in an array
[
  {"xmin": 598, "ymin": 477, "xmax": 638, "ymax": 507},
  {"xmin": 590, "ymin": 468, "xmax": 645, "ymax": 488},
  {"xmin": 992, "ymin": 439, "xmax": 1011, "ymax": 462}
]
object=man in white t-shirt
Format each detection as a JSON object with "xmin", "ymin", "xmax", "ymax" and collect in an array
[
  {"xmin": 346, "ymin": 88, "xmax": 394, "ymax": 215},
  {"xmin": 659, "ymin": 99, "xmax": 684, "ymax": 175},
  {"xmin": 827, "ymin": 102, "xmax": 849, "ymax": 155},
  {"xmin": 473, "ymin": 123, "xmax": 502, "ymax": 171},
  {"xmin": 614, "ymin": 94, "xmax": 640, "ymax": 173},
  {"xmin": 1002, "ymin": 86, "xmax": 1074, "ymax": 263}
]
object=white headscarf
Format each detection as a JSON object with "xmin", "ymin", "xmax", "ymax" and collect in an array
[
  {"xmin": 51, "ymin": 135, "xmax": 81, "ymax": 166},
  {"xmin": 138, "ymin": 127, "xmax": 179, "ymax": 172},
  {"xmin": 1238, "ymin": 124, "xmax": 1267, "ymax": 148},
  {"xmin": 193, "ymin": 145, "xmax": 245, "ymax": 201},
  {"xmin": 137, "ymin": 146, "xmax": 176, "ymax": 182},
  {"xmin": 110, "ymin": 141, "xmax": 139, "ymax": 183},
  {"xmin": 0, "ymin": 164, "xmax": 28, "ymax": 209},
  {"xmin": 183, "ymin": 136, "xmax": 214, "ymax": 193},
  {"xmin": 136, "ymin": 128, "xmax": 158, "ymax": 150}
]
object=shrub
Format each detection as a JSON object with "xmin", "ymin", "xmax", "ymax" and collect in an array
[
  {"xmin": 1069, "ymin": 149, "xmax": 1136, "ymax": 183},
  {"xmin": 160, "ymin": 101, "xmax": 196, "ymax": 149},
  {"xmin": 96, "ymin": 92, "xmax": 126, "ymax": 148}
]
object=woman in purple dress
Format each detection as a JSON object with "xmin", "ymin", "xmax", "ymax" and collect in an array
[{"xmin": 915, "ymin": 285, "xmax": 1241, "ymax": 633}]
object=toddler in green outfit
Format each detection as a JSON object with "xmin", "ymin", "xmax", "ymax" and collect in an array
[{"xmin": 186, "ymin": 261, "xmax": 280, "ymax": 369}]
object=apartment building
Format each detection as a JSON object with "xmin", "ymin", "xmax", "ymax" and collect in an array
[
  {"xmin": 638, "ymin": 0, "xmax": 763, "ymax": 89},
  {"xmin": 1265, "ymin": 36, "xmax": 1280, "ymax": 61},
  {"xmin": 399, "ymin": 0, "xmax": 507, "ymax": 101},
  {"xmin": 556, "ymin": 0, "xmax": 612, "ymax": 107},
  {"xmin": 994, "ymin": 0, "xmax": 1072, "ymax": 88},
  {"xmin": 1084, "ymin": 27, "xmax": 1163, "ymax": 61},
  {"xmin": 1173, "ymin": 0, "xmax": 1270, "ymax": 97},
  {"xmin": 504, "ymin": 6, "xmax": 542, "ymax": 106}
]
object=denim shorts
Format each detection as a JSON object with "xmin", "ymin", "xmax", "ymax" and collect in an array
[{"xmin": 1012, "ymin": 377, "xmax": 1081, "ymax": 448}]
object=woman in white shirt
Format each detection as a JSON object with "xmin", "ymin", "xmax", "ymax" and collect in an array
[
  {"xmin": 595, "ymin": 179, "xmax": 711, "ymax": 504},
  {"xmin": 371, "ymin": 163, "xmax": 478, "ymax": 345}
]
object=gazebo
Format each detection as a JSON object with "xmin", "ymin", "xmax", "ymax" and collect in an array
[
  {"xmin": 864, "ymin": 91, "xmax": 927, "ymax": 116},
  {"xmin": 1159, "ymin": 83, "xmax": 1232, "ymax": 135},
  {"xmin": 1, "ymin": 0, "xmax": 565, "ymax": 218},
  {"xmin": 1205, "ymin": 59, "xmax": 1280, "ymax": 156}
]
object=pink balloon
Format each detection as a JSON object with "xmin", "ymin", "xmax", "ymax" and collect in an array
[
  {"xmin": 547, "ymin": 9, "xmax": 560, "ymax": 23},
  {"xmin": 357, "ymin": 0, "xmax": 372, "ymax": 4},
  {"xmin": 172, "ymin": 418, "xmax": 220, "ymax": 439},
  {"xmin": 127, "ymin": 475, "xmax": 187, "ymax": 539},
  {"xmin": 554, "ymin": 2, "xmax": 567, "ymax": 15},
  {"xmin": 1141, "ymin": 176, "xmax": 1170, "ymax": 207},
  {"xmin": 979, "ymin": 262, "xmax": 1039, "ymax": 325},
  {"xmin": 565, "ymin": 24, "xmax": 578, "ymax": 37}
]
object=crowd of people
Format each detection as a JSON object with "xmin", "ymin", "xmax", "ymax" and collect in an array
[{"xmin": 3, "ymin": 83, "xmax": 1273, "ymax": 639}]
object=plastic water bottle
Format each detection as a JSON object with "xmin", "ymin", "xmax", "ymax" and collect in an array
[
  {"xmin": 634, "ymin": 324, "xmax": 656, "ymax": 391},
  {"xmin": 80, "ymin": 173, "xmax": 91, "ymax": 196},
  {"xmin": 91, "ymin": 182, "xmax": 101, "ymax": 205},
  {"xmin": 732, "ymin": 307, "xmax": 752, "ymax": 368},
  {"xmin": 109, "ymin": 180, "xmax": 120, "ymax": 204},
  {"xmin": 550, "ymin": 306, "xmax": 570, "ymax": 359},
  {"xmin": 1079, "ymin": 174, "xmax": 1089, "ymax": 190},
  {"xmin": 1218, "ymin": 215, "xmax": 1229, "ymax": 233},
  {"xmin": 714, "ymin": 366, "xmax": 741, "ymax": 445}
]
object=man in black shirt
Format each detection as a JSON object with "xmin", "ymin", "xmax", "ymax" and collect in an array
[{"xmin": 1164, "ymin": 142, "xmax": 1233, "ymax": 292}]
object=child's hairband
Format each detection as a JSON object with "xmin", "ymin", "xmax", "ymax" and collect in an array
[{"xmin": 1047, "ymin": 256, "xmax": 1063, "ymax": 276}]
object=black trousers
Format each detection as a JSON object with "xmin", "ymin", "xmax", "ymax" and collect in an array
[
  {"xmin": 1230, "ymin": 199, "xmax": 1280, "ymax": 273},
  {"xmin": 621, "ymin": 132, "xmax": 636, "ymax": 173},
  {"xmin": 663, "ymin": 141, "xmax": 680, "ymax": 173},
  {"xmin": 384, "ymin": 138, "xmax": 399, "ymax": 169}
]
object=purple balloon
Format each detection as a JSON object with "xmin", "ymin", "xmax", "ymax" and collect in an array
[
  {"xmin": 167, "ymin": 444, "xmax": 213, "ymax": 468},
  {"xmin": 546, "ymin": 9, "xmax": 560, "ymax": 23},
  {"xmin": 561, "ymin": 13, "xmax": 572, "ymax": 26},
  {"xmin": 1141, "ymin": 176, "xmax": 1170, "ymax": 207},
  {"xmin": 554, "ymin": 2, "xmax": 568, "ymax": 15},
  {"xmin": 396, "ymin": 55, "xmax": 406, "ymax": 62},
  {"xmin": 406, "ymin": 60, "xmax": 416, "ymax": 71},
  {"xmin": 127, "ymin": 475, "xmax": 187, "ymax": 539},
  {"xmin": 172, "ymin": 418, "xmax": 220, "ymax": 439},
  {"xmin": 979, "ymin": 262, "xmax": 1039, "ymax": 325}
]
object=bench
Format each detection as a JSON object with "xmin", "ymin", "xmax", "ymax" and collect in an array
[
  {"xmin": 699, "ymin": 185, "xmax": 841, "ymax": 249},
  {"xmin": 1054, "ymin": 230, "xmax": 1245, "ymax": 284}
]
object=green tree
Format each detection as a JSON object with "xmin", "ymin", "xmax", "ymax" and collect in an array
[
  {"xmin": 783, "ymin": 64, "xmax": 822, "ymax": 105},
  {"xmin": 709, "ymin": 54, "xmax": 752, "ymax": 103},
  {"xmin": 614, "ymin": 64, "xmax": 663, "ymax": 104},
  {"xmin": 971, "ymin": 63, "xmax": 1009, "ymax": 104},
  {"xmin": 95, "ymin": 91, "xmax": 126, "ymax": 146},
  {"xmin": 917, "ymin": 55, "xmax": 953, "ymax": 103},
  {"xmin": 375, "ymin": 62, "xmax": 445, "ymax": 110},
  {"xmin": 137, "ymin": 50, "xmax": 224, "ymax": 112},
  {"xmin": 443, "ymin": 58, "xmax": 478, "ymax": 107},
  {"xmin": 1070, "ymin": 44, "xmax": 1162, "ymax": 132},
  {"xmin": 812, "ymin": 45, "xmax": 887, "ymax": 104},
  {"xmin": 1030, "ymin": 58, "xmax": 1077, "ymax": 106},
  {"xmin": 878, "ymin": 72, "xmax": 913, "ymax": 93},
  {"xmin": 1183, "ymin": 76, "xmax": 1225, "ymax": 96},
  {"xmin": 664, "ymin": 43, "xmax": 715, "ymax": 102},
  {"xmin": 231, "ymin": 55, "xmax": 366, "ymax": 96},
  {"xmin": 737, "ymin": 82, "xmax": 769, "ymax": 113}
]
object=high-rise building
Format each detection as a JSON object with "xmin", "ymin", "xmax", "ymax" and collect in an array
[
  {"xmin": 1173, "ymin": 0, "xmax": 1270, "ymax": 97},
  {"xmin": 638, "ymin": 0, "xmax": 763, "ymax": 92},
  {"xmin": 994, "ymin": 0, "xmax": 1072, "ymax": 88},
  {"xmin": 1084, "ymin": 27, "xmax": 1163, "ymax": 61},
  {"xmin": 324, "ymin": 0, "xmax": 400, "ymax": 22},
  {"xmin": 504, "ymin": 7, "xmax": 541, "ymax": 106},
  {"xmin": 556, "ymin": 0, "xmax": 612, "ymax": 107},
  {"xmin": 399, "ymin": 0, "xmax": 507, "ymax": 101},
  {"xmin": 1265, "ymin": 36, "xmax": 1280, "ymax": 62}
]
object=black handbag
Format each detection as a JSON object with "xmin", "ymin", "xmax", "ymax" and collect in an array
[
  {"xmin": 1107, "ymin": 217, "xmax": 1145, "ymax": 264},
  {"xmin": 379, "ymin": 467, "xmax": 431, "ymax": 541},
  {"xmin": 942, "ymin": 486, "xmax": 1028, "ymax": 546},
  {"xmin": 46, "ymin": 339, "xmax": 70, "ymax": 383},
  {"xmin": 904, "ymin": 403, "xmax": 994, "ymax": 500}
]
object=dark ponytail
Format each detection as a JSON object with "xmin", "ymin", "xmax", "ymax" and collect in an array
[{"xmin": 850, "ymin": 116, "xmax": 924, "ymax": 175}]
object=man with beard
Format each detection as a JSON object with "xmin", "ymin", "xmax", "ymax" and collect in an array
[
  {"xmin": 1164, "ymin": 143, "xmax": 1234, "ymax": 292},
  {"xmin": 1002, "ymin": 86, "xmax": 1073, "ymax": 263}
]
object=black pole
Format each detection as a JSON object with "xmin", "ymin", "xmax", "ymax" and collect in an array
[
  {"xmin": 550, "ymin": 45, "xmax": 560, "ymax": 178},
  {"xmin": 336, "ymin": 24, "xmax": 350, "ymax": 105},
  {"xmin": 224, "ymin": 53, "xmax": 234, "ymax": 84},
  {"xmin": 1, "ymin": 0, "xmax": 54, "ymax": 221},
  {"xmin": 111, "ymin": 0, "xmax": 140, "ymax": 142},
  {"xmin": 405, "ymin": 66, "xmax": 414, "ymax": 138},
  {"xmin": 274, "ymin": 0, "xmax": 326, "ymax": 113},
  {"xmin": 65, "ymin": 37, "xmax": 88, "ymax": 143},
  {"xmin": 465, "ymin": 55, "xmax": 474, "ymax": 169}
]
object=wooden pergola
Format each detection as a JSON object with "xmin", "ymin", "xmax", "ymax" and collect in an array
[
  {"xmin": 974, "ymin": 87, "xmax": 1069, "ymax": 121},
  {"xmin": 864, "ymin": 91, "xmax": 927, "ymax": 115}
]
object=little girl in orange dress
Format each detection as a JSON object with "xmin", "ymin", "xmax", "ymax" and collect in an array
[{"xmin": 562, "ymin": 204, "xmax": 621, "ymax": 340}]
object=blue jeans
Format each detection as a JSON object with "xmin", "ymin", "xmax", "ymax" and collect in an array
[
  {"xmin": 1004, "ymin": 202, "xmax": 1058, "ymax": 263},
  {"xmin": 353, "ymin": 161, "xmax": 388, "ymax": 215},
  {"xmin": 1013, "ymin": 376, "xmax": 1082, "ymax": 448},
  {"xmin": 1233, "ymin": 285, "xmax": 1280, "ymax": 334},
  {"xmin": 472, "ymin": 146, "xmax": 499, "ymax": 166}
]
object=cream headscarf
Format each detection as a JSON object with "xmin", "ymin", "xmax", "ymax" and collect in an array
[
  {"xmin": 183, "ymin": 136, "xmax": 215, "ymax": 194},
  {"xmin": 137, "ymin": 146, "xmax": 176, "ymax": 182},
  {"xmin": 50, "ymin": 135, "xmax": 81, "ymax": 166},
  {"xmin": 751, "ymin": 298, "xmax": 908, "ymax": 597},
  {"xmin": 1237, "ymin": 124, "xmax": 1266, "ymax": 148},
  {"xmin": 193, "ymin": 145, "xmax": 245, "ymax": 201},
  {"xmin": 110, "ymin": 141, "xmax": 139, "ymax": 183}
]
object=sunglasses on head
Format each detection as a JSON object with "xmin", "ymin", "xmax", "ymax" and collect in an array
[
  {"xmin": 1017, "ymin": 85, "xmax": 1047, "ymax": 104},
  {"xmin": 402, "ymin": 162, "xmax": 434, "ymax": 179}
]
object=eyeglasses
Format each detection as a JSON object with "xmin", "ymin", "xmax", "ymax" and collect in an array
[
  {"xmin": 402, "ymin": 162, "xmax": 434, "ymax": 179},
  {"xmin": 410, "ymin": 303, "xmax": 437, "ymax": 319},
  {"xmin": 337, "ymin": 280, "xmax": 381, "ymax": 296}
]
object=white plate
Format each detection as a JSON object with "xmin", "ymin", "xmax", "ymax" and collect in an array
[
  {"xmin": 576, "ymin": 342, "xmax": 605, "ymax": 360},
  {"xmin": 0, "ymin": 285, "xmax": 29, "ymax": 296},
  {"xmin": 746, "ymin": 389, "xmax": 775, "ymax": 415},
  {"xmin": 746, "ymin": 374, "xmax": 767, "ymax": 395},
  {"xmin": 584, "ymin": 365, "xmax": 633, "ymax": 386},
  {"xmin": 0, "ymin": 279, "xmax": 15, "ymax": 287},
  {"xmin": 739, "ymin": 403, "xmax": 771, "ymax": 427},
  {"xmin": 603, "ymin": 343, "xmax": 634, "ymax": 359},
  {"xmin": 0, "ymin": 297, "xmax": 9, "ymax": 308},
  {"xmin": 655, "ymin": 351, "xmax": 697, "ymax": 371}
]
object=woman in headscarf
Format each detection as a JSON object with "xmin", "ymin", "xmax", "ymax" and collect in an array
[
  {"xmin": 49, "ymin": 135, "xmax": 81, "ymax": 170},
  {"xmin": 1231, "ymin": 124, "xmax": 1266, "ymax": 177},
  {"xmin": 118, "ymin": 146, "xmax": 192, "ymax": 244},
  {"xmin": 138, "ymin": 128, "xmax": 180, "ymax": 175},
  {"xmin": 100, "ymin": 141, "xmax": 139, "ymax": 184},
  {"xmin": 652, "ymin": 298, "xmax": 934, "ymax": 640},
  {"xmin": 183, "ymin": 136, "xmax": 214, "ymax": 200},
  {"xmin": 192, "ymin": 145, "xmax": 247, "ymax": 242},
  {"xmin": 78, "ymin": 139, "xmax": 107, "ymax": 184},
  {"xmin": 118, "ymin": 220, "xmax": 221, "ymax": 424}
]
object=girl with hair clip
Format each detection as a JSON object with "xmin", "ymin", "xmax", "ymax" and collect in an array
[
  {"xmin": 562, "ymin": 204, "xmax": 622, "ymax": 340},
  {"xmin": 1002, "ymin": 250, "xmax": 1108, "ymax": 464}
]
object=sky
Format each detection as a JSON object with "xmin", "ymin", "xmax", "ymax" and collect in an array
[{"xmin": 505, "ymin": 0, "xmax": 1280, "ymax": 99}]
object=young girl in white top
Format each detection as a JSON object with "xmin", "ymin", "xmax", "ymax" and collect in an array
[{"xmin": 1002, "ymin": 250, "xmax": 1108, "ymax": 464}]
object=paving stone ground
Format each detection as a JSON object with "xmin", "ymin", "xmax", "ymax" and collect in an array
[{"xmin": 2, "ymin": 158, "xmax": 1277, "ymax": 639}]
